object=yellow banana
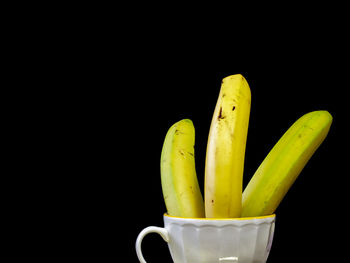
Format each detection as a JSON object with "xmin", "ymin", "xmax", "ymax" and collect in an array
[
  {"xmin": 160, "ymin": 119, "xmax": 205, "ymax": 218},
  {"xmin": 242, "ymin": 110, "xmax": 333, "ymax": 217},
  {"xmin": 205, "ymin": 74, "xmax": 251, "ymax": 218}
]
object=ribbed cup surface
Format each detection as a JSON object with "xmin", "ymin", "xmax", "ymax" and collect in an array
[{"xmin": 164, "ymin": 215, "xmax": 275, "ymax": 263}]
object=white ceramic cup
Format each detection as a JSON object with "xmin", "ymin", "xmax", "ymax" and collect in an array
[{"xmin": 136, "ymin": 213, "xmax": 276, "ymax": 263}]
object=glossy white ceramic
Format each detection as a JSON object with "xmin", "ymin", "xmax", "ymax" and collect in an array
[{"xmin": 136, "ymin": 214, "xmax": 276, "ymax": 263}]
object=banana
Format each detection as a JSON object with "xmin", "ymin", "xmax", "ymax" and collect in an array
[
  {"xmin": 242, "ymin": 110, "xmax": 333, "ymax": 217},
  {"xmin": 205, "ymin": 74, "xmax": 251, "ymax": 218},
  {"xmin": 160, "ymin": 119, "xmax": 205, "ymax": 218}
]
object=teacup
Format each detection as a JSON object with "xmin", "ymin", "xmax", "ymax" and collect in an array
[{"xmin": 136, "ymin": 213, "xmax": 276, "ymax": 263}]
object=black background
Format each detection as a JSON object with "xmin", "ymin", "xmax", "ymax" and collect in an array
[
  {"xmin": 39, "ymin": 14, "xmax": 349, "ymax": 262},
  {"xmin": 9, "ymin": 4, "xmax": 350, "ymax": 262}
]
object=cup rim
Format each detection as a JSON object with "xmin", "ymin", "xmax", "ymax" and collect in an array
[{"xmin": 164, "ymin": 213, "xmax": 275, "ymax": 221}]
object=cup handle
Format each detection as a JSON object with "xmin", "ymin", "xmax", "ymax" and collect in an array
[{"xmin": 136, "ymin": 226, "xmax": 169, "ymax": 263}]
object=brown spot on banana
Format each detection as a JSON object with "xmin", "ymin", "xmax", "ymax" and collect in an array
[{"xmin": 218, "ymin": 106, "xmax": 225, "ymax": 120}]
